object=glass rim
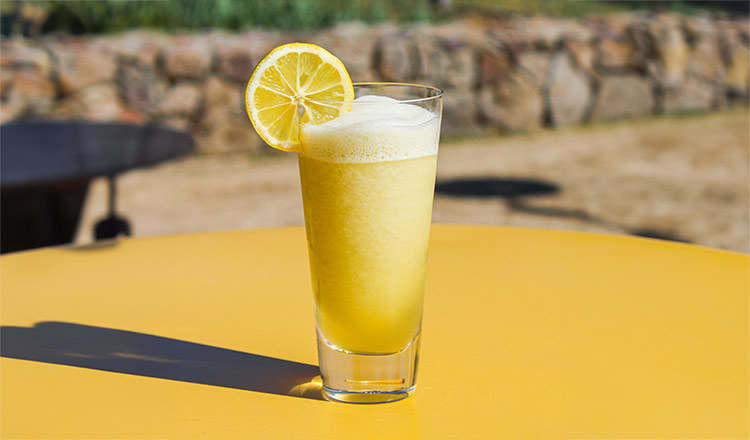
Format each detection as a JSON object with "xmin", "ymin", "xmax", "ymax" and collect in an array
[{"xmin": 309, "ymin": 82, "xmax": 443, "ymax": 106}]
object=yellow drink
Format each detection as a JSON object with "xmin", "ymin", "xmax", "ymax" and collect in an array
[
  {"xmin": 299, "ymin": 95, "xmax": 441, "ymax": 354},
  {"xmin": 299, "ymin": 155, "xmax": 437, "ymax": 353}
]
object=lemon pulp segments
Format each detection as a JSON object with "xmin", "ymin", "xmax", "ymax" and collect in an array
[{"xmin": 245, "ymin": 43, "xmax": 354, "ymax": 151}]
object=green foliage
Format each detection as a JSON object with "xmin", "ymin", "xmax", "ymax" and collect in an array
[
  {"xmin": 454, "ymin": 0, "xmax": 744, "ymax": 17},
  {"xmin": 1, "ymin": 0, "xmax": 736, "ymax": 35},
  {"xmin": 23, "ymin": 0, "xmax": 439, "ymax": 34},
  {"xmin": 453, "ymin": 0, "xmax": 626, "ymax": 17}
]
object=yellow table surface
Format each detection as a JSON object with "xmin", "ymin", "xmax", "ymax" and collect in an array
[{"xmin": 1, "ymin": 225, "xmax": 748, "ymax": 439}]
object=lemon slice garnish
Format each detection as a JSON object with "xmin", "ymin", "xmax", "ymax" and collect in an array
[{"xmin": 244, "ymin": 43, "xmax": 354, "ymax": 152}]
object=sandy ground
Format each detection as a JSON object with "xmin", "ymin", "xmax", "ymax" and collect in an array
[{"xmin": 76, "ymin": 110, "xmax": 749, "ymax": 253}]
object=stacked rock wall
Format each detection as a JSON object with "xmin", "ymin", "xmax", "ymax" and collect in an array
[{"xmin": 1, "ymin": 13, "xmax": 748, "ymax": 153}]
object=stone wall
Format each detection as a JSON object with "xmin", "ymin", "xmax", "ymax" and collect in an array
[{"xmin": 1, "ymin": 13, "xmax": 748, "ymax": 153}]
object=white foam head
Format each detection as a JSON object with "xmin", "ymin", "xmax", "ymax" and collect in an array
[{"xmin": 299, "ymin": 95, "xmax": 440, "ymax": 163}]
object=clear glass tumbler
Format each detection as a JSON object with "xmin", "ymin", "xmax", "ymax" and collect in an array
[{"xmin": 297, "ymin": 83, "xmax": 443, "ymax": 403}]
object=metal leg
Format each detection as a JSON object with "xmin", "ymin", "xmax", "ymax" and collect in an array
[{"xmin": 93, "ymin": 176, "xmax": 131, "ymax": 240}]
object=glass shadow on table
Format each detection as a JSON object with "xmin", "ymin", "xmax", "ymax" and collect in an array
[{"xmin": 0, "ymin": 321, "xmax": 324, "ymax": 400}]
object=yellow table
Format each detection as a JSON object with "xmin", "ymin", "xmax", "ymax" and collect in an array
[{"xmin": 1, "ymin": 225, "xmax": 748, "ymax": 439}]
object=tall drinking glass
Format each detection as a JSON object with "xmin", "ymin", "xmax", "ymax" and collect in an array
[{"xmin": 297, "ymin": 83, "xmax": 443, "ymax": 403}]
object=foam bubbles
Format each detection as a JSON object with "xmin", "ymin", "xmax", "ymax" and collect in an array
[{"xmin": 300, "ymin": 95, "xmax": 440, "ymax": 163}]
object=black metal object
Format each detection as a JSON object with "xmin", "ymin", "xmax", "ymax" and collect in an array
[
  {"xmin": 1, "ymin": 121, "xmax": 194, "ymax": 253},
  {"xmin": 93, "ymin": 175, "xmax": 131, "ymax": 240}
]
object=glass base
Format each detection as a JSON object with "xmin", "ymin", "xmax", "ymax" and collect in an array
[{"xmin": 317, "ymin": 332, "xmax": 420, "ymax": 404}]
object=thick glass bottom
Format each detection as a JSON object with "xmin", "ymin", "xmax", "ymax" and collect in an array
[
  {"xmin": 322, "ymin": 385, "xmax": 416, "ymax": 404},
  {"xmin": 317, "ymin": 331, "xmax": 421, "ymax": 404}
]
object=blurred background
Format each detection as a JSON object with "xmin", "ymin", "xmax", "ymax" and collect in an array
[{"xmin": 1, "ymin": 0, "xmax": 748, "ymax": 253}]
